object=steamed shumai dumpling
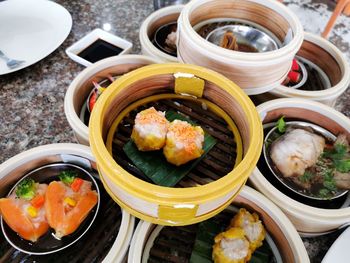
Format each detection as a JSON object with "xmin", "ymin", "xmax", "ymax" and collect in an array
[
  {"xmin": 163, "ymin": 120, "xmax": 204, "ymax": 166},
  {"xmin": 212, "ymin": 227, "xmax": 252, "ymax": 263},
  {"xmin": 229, "ymin": 208, "xmax": 266, "ymax": 251},
  {"xmin": 131, "ymin": 107, "xmax": 169, "ymax": 151}
]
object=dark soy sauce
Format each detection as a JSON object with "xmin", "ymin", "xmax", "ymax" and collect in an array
[{"xmin": 78, "ymin": 39, "xmax": 124, "ymax": 63}]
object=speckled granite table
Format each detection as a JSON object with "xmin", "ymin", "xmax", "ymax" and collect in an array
[{"xmin": 1, "ymin": 0, "xmax": 349, "ymax": 262}]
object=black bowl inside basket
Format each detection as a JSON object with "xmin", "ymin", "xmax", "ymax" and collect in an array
[
  {"xmin": 152, "ymin": 22, "xmax": 178, "ymax": 57},
  {"xmin": 259, "ymin": 122, "xmax": 350, "ymax": 209},
  {"xmin": 1, "ymin": 163, "xmax": 100, "ymax": 255},
  {"xmin": 0, "ymin": 162, "xmax": 123, "ymax": 262}
]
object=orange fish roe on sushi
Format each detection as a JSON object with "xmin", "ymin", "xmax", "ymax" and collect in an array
[
  {"xmin": 131, "ymin": 107, "xmax": 169, "ymax": 151},
  {"xmin": 163, "ymin": 119, "xmax": 204, "ymax": 166},
  {"xmin": 0, "ymin": 179, "xmax": 49, "ymax": 242}
]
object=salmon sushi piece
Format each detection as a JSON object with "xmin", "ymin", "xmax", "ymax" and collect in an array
[
  {"xmin": 131, "ymin": 107, "xmax": 169, "ymax": 151},
  {"xmin": 45, "ymin": 175, "xmax": 98, "ymax": 239},
  {"xmin": 163, "ymin": 120, "xmax": 204, "ymax": 166},
  {"xmin": 0, "ymin": 179, "xmax": 49, "ymax": 242}
]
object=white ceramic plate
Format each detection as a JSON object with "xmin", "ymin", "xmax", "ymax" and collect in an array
[
  {"xmin": 322, "ymin": 227, "xmax": 350, "ymax": 263},
  {"xmin": 0, "ymin": 0, "xmax": 72, "ymax": 75}
]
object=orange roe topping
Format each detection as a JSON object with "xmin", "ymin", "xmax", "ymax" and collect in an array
[
  {"xmin": 137, "ymin": 107, "xmax": 168, "ymax": 126},
  {"xmin": 168, "ymin": 120, "xmax": 203, "ymax": 154}
]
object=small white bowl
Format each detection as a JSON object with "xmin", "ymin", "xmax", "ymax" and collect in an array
[{"xmin": 66, "ymin": 28, "xmax": 132, "ymax": 67}]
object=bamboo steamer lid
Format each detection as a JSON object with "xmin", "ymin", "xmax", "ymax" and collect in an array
[
  {"xmin": 250, "ymin": 98, "xmax": 350, "ymax": 235},
  {"xmin": 127, "ymin": 186, "xmax": 309, "ymax": 263},
  {"xmin": 0, "ymin": 143, "xmax": 134, "ymax": 262},
  {"xmin": 267, "ymin": 32, "xmax": 350, "ymax": 107},
  {"xmin": 139, "ymin": 5, "xmax": 183, "ymax": 62},
  {"xmin": 64, "ymin": 55, "xmax": 161, "ymax": 145},
  {"xmin": 177, "ymin": 0, "xmax": 304, "ymax": 94},
  {"xmin": 89, "ymin": 63, "xmax": 263, "ymax": 226}
]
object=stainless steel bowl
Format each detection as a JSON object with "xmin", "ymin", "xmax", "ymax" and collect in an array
[
  {"xmin": 263, "ymin": 121, "xmax": 349, "ymax": 201},
  {"xmin": 206, "ymin": 25, "xmax": 279, "ymax": 52}
]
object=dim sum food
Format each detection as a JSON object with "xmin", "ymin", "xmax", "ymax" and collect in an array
[
  {"xmin": 213, "ymin": 209, "xmax": 266, "ymax": 263},
  {"xmin": 131, "ymin": 107, "xmax": 169, "ymax": 151},
  {"xmin": 0, "ymin": 179, "xmax": 49, "ymax": 242},
  {"xmin": 163, "ymin": 119, "xmax": 205, "ymax": 166},
  {"xmin": 212, "ymin": 227, "xmax": 251, "ymax": 263},
  {"xmin": 45, "ymin": 171, "xmax": 98, "ymax": 238},
  {"xmin": 229, "ymin": 208, "xmax": 266, "ymax": 251},
  {"xmin": 265, "ymin": 119, "xmax": 350, "ymax": 200},
  {"xmin": 270, "ymin": 128, "xmax": 325, "ymax": 178}
]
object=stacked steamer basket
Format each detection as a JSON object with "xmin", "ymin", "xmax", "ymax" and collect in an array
[
  {"xmin": 64, "ymin": 55, "xmax": 160, "ymax": 145},
  {"xmin": 128, "ymin": 186, "xmax": 309, "ymax": 263},
  {"xmin": 177, "ymin": 0, "xmax": 304, "ymax": 95},
  {"xmin": 0, "ymin": 144, "xmax": 134, "ymax": 262},
  {"xmin": 250, "ymin": 98, "xmax": 350, "ymax": 236},
  {"xmin": 139, "ymin": 5, "xmax": 183, "ymax": 62},
  {"xmin": 89, "ymin": 63, "xmax": 263, "ymax": 225},
  {"xmin": 252, "ymin": 32, "xmax": 350, "ymax": 106}
]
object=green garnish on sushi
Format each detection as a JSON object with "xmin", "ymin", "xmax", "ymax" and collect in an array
[
  {"xmin": 59, "ymin": 170, "xmax": 76, "ymax": 184},
  {"xmin": 16, "ymin": 178, "xmax": 36, "ymax": 200}
]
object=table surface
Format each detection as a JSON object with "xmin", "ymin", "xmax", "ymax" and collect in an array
[{"xmin": 1, "ymin": 0, "xmax": 349, "ymax": 262}]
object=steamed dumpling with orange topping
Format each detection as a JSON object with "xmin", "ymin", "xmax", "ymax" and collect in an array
[
  {"xmin": 131, "ymin": 107, "xmax": 169, "ymax": 151},
  {"xmin": 163, "ymin": 120, "xmax": 204, "ymax": 166}
]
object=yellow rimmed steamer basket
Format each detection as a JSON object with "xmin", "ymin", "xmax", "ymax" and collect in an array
[
  {"xmin": 250, "ymin": 98, "xmax": 350, "ymax": 235},
  {"xmin": 128, "ymin": 186, "xmax": 309, "ymax": 263},
  {"xmin": 89, "ymin": 63, "xmax": 263, "ymax": 225}
]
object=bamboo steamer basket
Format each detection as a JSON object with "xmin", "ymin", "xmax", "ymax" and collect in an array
[
  {"xmin": 139, "ymin": 5, "xmax": 183, "ymax": 62},
  {"xmin": 128, "ymin": 186, "xmax": 309, "ymax": 263},
  {"xmin": 64, "ymin": 55, "xmax": 160, "ymax": 145},
  {"xmin": 250, "ymin": 98, "xmax": 350, "ymax": 235},
  {"xmin": 0, "ymin": 143, "xmax": 134, "ymax": 262},
  {"xmin": 252, "ymin": 32, "xmax": 350, "ymax": 107},
  {"xmin": 177, "ymin": 0, "xmax": 304, "ymax": 94},
  {"xmin": 89, "ymin": 63, "xmax": 263, "ymax": 226}
]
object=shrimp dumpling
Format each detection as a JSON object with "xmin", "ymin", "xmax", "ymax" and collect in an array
[
  {"xmin": 131, "ymin": 107, "xmax": 169, "ymax": 151},
  {"xmin": 212, "ymin": 227, "xmax": 251, "ymax": 263},
  {"xmin": 163, "ymin": 120, "xmax": 204, "ymax": 166},
  {"xmin": 230, "ymin": 208, "xmax": 266, "ymax": 251}
]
